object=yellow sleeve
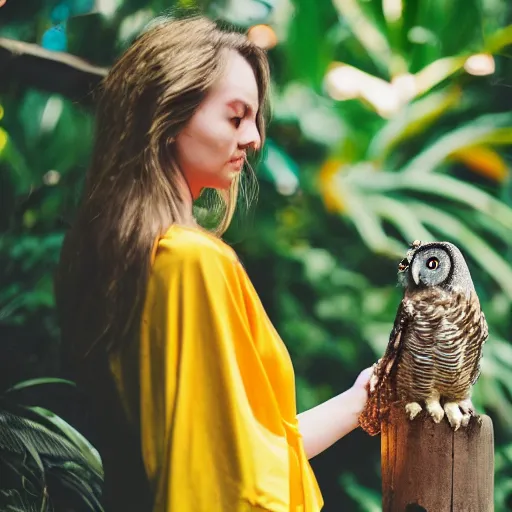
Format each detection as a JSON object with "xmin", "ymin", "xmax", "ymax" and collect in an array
[{"xmin": 139, "ymin": 233, "xmax": 291, "ymax": 512}]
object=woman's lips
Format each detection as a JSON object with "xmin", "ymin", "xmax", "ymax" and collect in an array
[{"xmin": 229, "ymin": 156, "xmax": 245, "ymax": 169}]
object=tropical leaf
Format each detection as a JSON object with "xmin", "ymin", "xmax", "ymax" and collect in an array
[
  {"xmin": 347, "ymin": 170, "xmax": 512, "ymax": 231},
  {"xmin": 0, "ymin": 392, "xmax": 103, "ymax": 512},
  {"xmin": 484, "ymin": 24, "xmax": 512, "ymax": 54},
  {"xmin": 339, "ymin": 182, "xmax": 404, "ymax": 257},
  {"xmin": 5, "ymin": 378, "xmax": 76, "ymax": 395},
  {"xmin": 331, "ymin": 0, "xmax": 392, "ymax": 75},
  {"xmin": 285, "ymin": 0, "xmax": 336, "ymax": 87},
  {"xmin": 29, "ymin": 406, "xmax": 103, "ymax": 475},
  {"xmin": 413, "ymin": 55, "xmax": 467, "ymax": 96},
  {"xmin": 450, "ymin": 145, "xmax": 509, "ymax": 182},
  {"xmin": 368, "ymin": 195, "xmax": 434, "ymax": 244},
  {"xmin": 401, "ymin": 113, "xmax": 512, "ymax": 175},
  {"xmin": 367, "ymin": 87, "xmax": 462, "ymax": 160}
]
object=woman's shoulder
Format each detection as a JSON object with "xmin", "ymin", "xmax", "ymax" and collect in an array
[{"xmin": 153, "ymin": 224, "xmax": 239, "ymax": 267}]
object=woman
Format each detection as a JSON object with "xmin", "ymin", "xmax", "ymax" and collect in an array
[{"xmin": 55, "ymin": 15, "xmax": 373, "ymax": 512}]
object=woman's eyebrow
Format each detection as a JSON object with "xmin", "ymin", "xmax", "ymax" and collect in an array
[{"xmin": 227, "ymin": 99, "xmax": 256, "ymax": 116}]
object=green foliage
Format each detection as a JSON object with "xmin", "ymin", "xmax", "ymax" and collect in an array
[
  {"xmin": 1, "ymin": 0, "xmax": 512, "ymax": 510},
  {"xmin": 0, "ymin": 379, "xmax": 103, "ymax": 512}
]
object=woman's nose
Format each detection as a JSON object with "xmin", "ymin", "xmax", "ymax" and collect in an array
[{"xmin": 239, "ymin": 121, "xmax": 261, "ymax": 151}]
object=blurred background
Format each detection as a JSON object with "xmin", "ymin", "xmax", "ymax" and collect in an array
[{"xmin": 1, "ymin": 0, "xmax": 512, "ymax": 510}]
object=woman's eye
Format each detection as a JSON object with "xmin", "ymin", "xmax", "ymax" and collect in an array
[{"xmin": 231, "ymin": 117, "xmax": 242, "ymax": 128}]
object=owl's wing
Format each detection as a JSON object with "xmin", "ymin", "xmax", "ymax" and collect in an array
[
  {"xmin": 358, "ymin": 299, "xmax": 411, "ymax": 436},
  {"xmin": 468, "ymin": 297, "xmax": 489, "ymax": 386}
]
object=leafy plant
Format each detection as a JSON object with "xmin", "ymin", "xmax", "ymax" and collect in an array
[
  {"xmin": 0, "ymin": 378, "xmax": 104, "ymax": 511},
  {"xmin": 1, "ymin": 0, "xmax": 512, "ymax": 510}
]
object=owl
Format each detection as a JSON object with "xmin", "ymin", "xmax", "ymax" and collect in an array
[{"xmin": 359, "ymin": 240, "xmax": 488, "ymax": 436}]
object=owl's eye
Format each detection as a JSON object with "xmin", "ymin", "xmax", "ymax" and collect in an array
[{"xmin": 426, "ymin": 257, "xmax": 439, "ymax": 270}]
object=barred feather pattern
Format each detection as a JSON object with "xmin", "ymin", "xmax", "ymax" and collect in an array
[
  {"xmin": 358, "ymin": 301, "xmax": 409, "ymax": 436},
  {"xmin": 359, "ymin": 287, "xmax": 488, "ymax": 436}
]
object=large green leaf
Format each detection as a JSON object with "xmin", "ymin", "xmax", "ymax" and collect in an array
[
  {"xmin": 367, "ymin": 86, "xmax": 462, "ymax": 160},
  {"xmin": 29, "ymin": 406, "xmax": 103, "ymax": 475},
  {"xmin": 5, "ymin": 379, "xmax": 76, "ymax": 395},
  {"xmin": 336, "ymin": 179, "xmax": 404, "ymax": 256},
  {"xmin": 369, "ymin": 195, "xmax": 434, "ymax": 244},
  {"xmin": 331, "ymin": 0, "xmax": 392, "ymax": 76},
  {"xmin": 413, "ymin": 55, "xmax": 467, "ymax": 96},
  {"xmin": 484, "ymin": 24, "xmax": 512, "ymax": 54},
  {"xmin": 285, "ymin": 0, "xmax": 337, "ymax": 88},
  {"xmin": 0, "ymin": 403, "xmax": 104, "ymax": 511},
  {"xmin": 401, "ymin": 112, "xmax": 512, "ymax": 174},
  {"xmin": 437, "ymin": 0, "xmax": 484, "ymax": 56},
  {"xmin": 346, "ymin": 169, "xmax": 512, "ymax": 231}
]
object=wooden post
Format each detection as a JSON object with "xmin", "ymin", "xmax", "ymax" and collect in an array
[{"xmin": 381, "ymin": 403, "xmax": 494, "ymax": 512}]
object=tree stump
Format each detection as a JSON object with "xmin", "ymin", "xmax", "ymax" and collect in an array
[{"xmin": 381, "ymin": 403, "xmax": 494, "ymax": 512}]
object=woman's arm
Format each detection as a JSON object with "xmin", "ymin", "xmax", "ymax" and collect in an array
[{"xmin": 297, "ymin": 367, "xmax": 373, "ymax": 460}]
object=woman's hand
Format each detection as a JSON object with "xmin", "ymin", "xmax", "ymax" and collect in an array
[
  {"xmin": 352, "ymin": 366, "xmax": 374, "ymax": 392},
  {"xmin": 347, "ymin": 366, "xmax": 374, "ymax": 417},
  {"xmin": 297, "ymin": 365, "xmax": 376, "ymax": 459}
]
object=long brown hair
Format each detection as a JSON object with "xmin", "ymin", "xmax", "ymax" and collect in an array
[{"xmin": 55, "ymin": 16, "xmax": 271, "ymax": 363}]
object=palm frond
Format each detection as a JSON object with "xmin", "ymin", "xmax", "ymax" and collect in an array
[{"xmin": 0, "ymin": 399, "xmax": 104, "ymax": 512}]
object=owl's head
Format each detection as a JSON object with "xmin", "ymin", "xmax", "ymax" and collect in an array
[{"xmin": 397, "ymin": 240, "xmax": 475, "ymax": 294}]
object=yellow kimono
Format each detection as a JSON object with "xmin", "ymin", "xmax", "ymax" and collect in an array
[{"xmin": 110, "ymin": 224, "xmax": 324, "ymax": 512}]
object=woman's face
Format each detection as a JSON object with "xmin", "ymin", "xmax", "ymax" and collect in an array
[{"xmin": 175, "ymin": 50, "xmax": 261, "ymax": 199}]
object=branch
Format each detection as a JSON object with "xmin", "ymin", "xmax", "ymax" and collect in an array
[{"xmin": 0, "ymin": 37, "xmax": 108, "ymax": 105}]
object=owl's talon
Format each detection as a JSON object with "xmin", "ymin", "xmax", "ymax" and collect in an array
[
  {"xmin": 444, "ymin": 402, "xmax": 463, "ymax": 430},
  {"xmin": 425, "ymin": 397, "xmax": 444, "ymax": 424},
  {"xmin": 459, "ymin": 398, "xmax": 475, "ymax": 428},
  {"xmin": 405, "ymin": 402, "xmax": 422, "ymax": 420},
  {"xmin": 461, "ymin": 412, "xmax": 471, "ymax": 428},
  {"xmin": 458, "ymin": 398, "xmax": 475, "ymax": 416}
]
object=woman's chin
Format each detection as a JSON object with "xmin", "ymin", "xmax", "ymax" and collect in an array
[{"xmin": 217, "ymin": 170, "xmax": 240, "ymax": 188}]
